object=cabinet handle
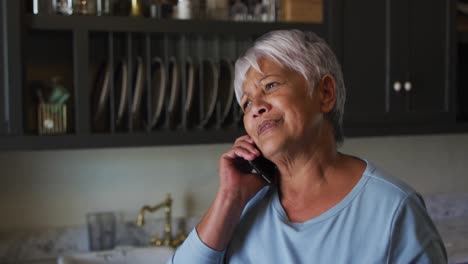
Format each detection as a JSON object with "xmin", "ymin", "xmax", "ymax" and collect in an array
[
  {"xmin": 404, "ymin": 81, "xmax": 412, "ymax": 92},
  {"xmin": 393, "ymin": 81, "xmax": 402, "ymax": 92}
]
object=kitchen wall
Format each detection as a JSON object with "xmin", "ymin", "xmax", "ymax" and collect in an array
[{"xmin": 1, "ymin": 133, "xmax": 468, "ymax": 231}]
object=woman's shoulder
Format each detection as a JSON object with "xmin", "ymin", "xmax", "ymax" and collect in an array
[{"xmin": 361, "ymin": 159, "xmax": 424, "ymax": 205}]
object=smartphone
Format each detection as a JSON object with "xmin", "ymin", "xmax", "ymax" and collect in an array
[{"xmin": 248, "ymin": 156, "xmax": 277, "ymax": 184}]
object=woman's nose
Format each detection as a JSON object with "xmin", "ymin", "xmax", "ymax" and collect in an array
[{"xmin": 251, "ymin": 97, "xmax": 271, "ymax": 118}]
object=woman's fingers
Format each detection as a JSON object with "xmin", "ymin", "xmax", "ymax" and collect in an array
[
  {"xmin": 222, "ymin": 135, "xmax": 259, "ymax": 160},
  {"xmin": 233, "ymin": 146, "xmax": 258, "ymax": 160},
  {"xmin": 234, "ymin": 140, "xmax": 260, "ymax": 156},
  {"xmin": 222, "ymin": 145, "xmax": 258, "ymax": 161}
]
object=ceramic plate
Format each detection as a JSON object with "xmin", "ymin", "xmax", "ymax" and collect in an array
[
  {"xmin": 184, "ymin": 57, "xmax": 196, "ymax": 113},
  {"xmin": 131, "ymin": 57, "xmax": 144, "ymax": 118},
  {"xmin": 94, "ymin": 62, "xmax": 112, "ymax": 123},
  {"xmin": 115, "ymin": 59, "xmax": 128, "ymax": 128},
  {"xmin": 217, "ymin": 59, "xmax": 235, "ymax": 125},
  {"xmin": 148, "ymin": 57, "xmax": 166, "ymax": 129},
  {"xmin": 167, "ymin": 57, "xmax": 180, "ymax": 128},
  {"xmin": 199, "ymin": 59, "xmax": 219, "ymax": 127}
]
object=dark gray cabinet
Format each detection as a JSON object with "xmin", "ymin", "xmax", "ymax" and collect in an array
[
  {"xmin": 337, "ymin": 0, "xmax": 454, "ymax": 126},
  {"xmin": 1, "ymin": 0, "xmax": 23, "ymax": 136},
  {"xmin": 394, "ymin": 1, "xmax": 452, "ymax": 119},
  {"xmin": 0, "ymin": 0, "xmax": 329, "ymax": 150},
  {"xmin": 0, "ymin": 0, "xmax": 5, "ymax": 135},
  {"xmin": 0, "ymin": 0, "xmax": 463, "ymax": 150}
]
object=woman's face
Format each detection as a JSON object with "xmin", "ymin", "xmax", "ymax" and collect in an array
[{"xmin": 241, "ymin": 58, "xmax": 324, "ymax": 159}]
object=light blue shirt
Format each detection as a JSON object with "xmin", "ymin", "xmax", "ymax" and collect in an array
[{"xmin": 169, "ymin": 160, "xmax": 447, "ymax": 263}]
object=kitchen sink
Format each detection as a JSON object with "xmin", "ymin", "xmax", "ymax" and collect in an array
[{"xmin": 57, "ymin": 246, "xmax": 174, "ymax": 264}]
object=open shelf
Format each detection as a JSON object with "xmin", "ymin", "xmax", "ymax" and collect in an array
[
  {"xmin": 0, "ymin": 129, "xmax": 246, "ymax": 151},
  {"xmin": 2, "ymin": 122, "xmax": 468, "ymax": 151},
  {"xmin": 1, "ymin": 2, "xmax": 462, "ymax": 151},
  {"xmin": 26, "ymin": 15, "xmax": 324, "ymax": 36}
]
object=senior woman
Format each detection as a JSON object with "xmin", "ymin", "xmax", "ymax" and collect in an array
[{"xmin": 169, "ymin": 30, "xmax": 446, "ymax": 263}]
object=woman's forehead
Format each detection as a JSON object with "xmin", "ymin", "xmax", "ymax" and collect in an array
[{"xmin": 244, "ymin": 59, "xmax": 285, "ymax": 82}]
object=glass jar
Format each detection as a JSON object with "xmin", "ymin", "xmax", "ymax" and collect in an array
[
  {"xmin": 96, "ymin": 0, "xmax": 111, "ymax": 15},
  {"xmin": 230, "ymin": 0, "xmax": 247, "ymax": 21},
  {"xmin": 173, "ymin": 0, "xmax": 192, "ymax": 19},
  {"xmin": 206, "ymin": 0, "xmax": 229, "ymax": 20},
  {"xmin": 73, "ymin": 0, "xmax": 97, "ymax": 15},
  {"xmin": 52, "ymin": 0, "xmax": 73, "ymax": 15}
]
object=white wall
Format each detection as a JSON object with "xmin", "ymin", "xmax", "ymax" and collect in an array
[{"xmin": 1, "ymin": 134, "xmax": 468, "ymax": 230}]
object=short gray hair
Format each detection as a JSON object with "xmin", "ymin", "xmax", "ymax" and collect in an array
[{"xmin": 234, "ymin": 29, "xmax": 346, "ymax": 144}]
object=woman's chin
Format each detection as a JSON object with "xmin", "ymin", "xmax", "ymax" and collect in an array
[{"xmin": 257, "ymin": 138, "xmax": 283, "ymax": 160}]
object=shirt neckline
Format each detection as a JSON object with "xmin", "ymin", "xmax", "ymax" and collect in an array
[{"xmin": 271, "ymin": 158, "xmax": 373, "ymax": 228}]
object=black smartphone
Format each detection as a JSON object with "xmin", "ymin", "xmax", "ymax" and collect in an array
[{"xmin": 248, "ymin": 156, "xmax": 277, "ymax": 184}]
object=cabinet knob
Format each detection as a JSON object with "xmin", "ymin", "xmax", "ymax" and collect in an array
[
  {"xmin": 393, "ymin": 81, "xmax": 402, "ymax": 92},
  {"xmin": 404, "ymin": 81, "xmax": 412, "ymax": 92}
]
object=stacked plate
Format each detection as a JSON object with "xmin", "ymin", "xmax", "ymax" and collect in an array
[
  {"xmin": 217, "ymin": 58, "xmax": 235, "ymax": 127},
  {"xmin": 91, "ymin": 57, "xmax": 239, "ymax": 132},
  {"xmin": 199, "ymin": 59, "xmax": 219, "ymax": 128},
  {"xmin": 184, "ymin": 57, "xmax": 199, "ymax": 128},
  {"xmin": 148, "ymin": 57, "xmax": 167, "ymax": 129}
]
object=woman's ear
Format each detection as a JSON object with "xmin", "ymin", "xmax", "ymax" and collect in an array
[{"xmin": 318, "ymin": 74, "xmax": 337, "ymax": 113}]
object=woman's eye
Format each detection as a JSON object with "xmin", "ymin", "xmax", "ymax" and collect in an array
[
  {"xmin": 243, "ymin": 100, "xmax": 252, "ymax": 111},
  {"xmin": 265, "ymin": 82, "xmax": 279, "ymax": 90}
]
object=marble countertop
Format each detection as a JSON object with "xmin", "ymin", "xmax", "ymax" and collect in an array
[
  {"xmin": 435, "ymin": 217, "xmax": 468, "ymax": 264},
  {"xmin": 1, "ymin": 193, "xmax": 468, "ymax": 264},
  {"xmin": 426, "ymin": 192, "xmax": 468, "ymax": 264},
  {"xmin": 0, "ymin": 217, "xmax": 198, "ymax": 264}
]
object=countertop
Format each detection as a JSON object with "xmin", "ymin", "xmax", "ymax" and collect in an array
[{"xmin": 2, "ymin": 193, "xmax": 468, "ymax": 264}]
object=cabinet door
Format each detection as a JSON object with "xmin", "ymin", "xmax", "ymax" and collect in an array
[
  {"xmin": 404, "ymin": 0, "xmax": 452, "ymax": 122},
  {"xmin": 1, "ymin": 0, "xmax": 23, "ymax": 135},
  {"xmin": 0, "ymin": 1, "xmax": 5, "ymax": 135},
  {"xmin": 388, "ymin": 0, "xmax": 409, "ymax": 115},
  {"xmin": 340, "ymin": 0, "xmax": 389, "ymax": 125}
]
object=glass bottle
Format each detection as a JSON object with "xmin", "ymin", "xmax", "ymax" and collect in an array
[
  {"xmin": 32, "ymin": 0, "xmax": 53, "ymax": 15},
  {"xmin": 73, "ymin": 0, "xmax": 97, "ymax": 15}
]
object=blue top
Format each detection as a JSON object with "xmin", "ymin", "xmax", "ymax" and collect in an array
[{"xmin": 169, "ymin": 160, "xmax": 447, "ymax": 263}]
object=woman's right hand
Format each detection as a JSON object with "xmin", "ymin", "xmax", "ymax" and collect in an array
[
  {"xmin": 195, "ymin": 135, "xmax": 270, "ymax": 251},
  {"xmin": 218, "ymin": 135, "xmax": 269, "ymax": 206}
]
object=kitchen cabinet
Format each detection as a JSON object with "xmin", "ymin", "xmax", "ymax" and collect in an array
[
  {"xmin": 458, "ymin": 15, "xmax": 468, "ymax": 121},
  {"xmin": 335, "ymin": 0, "xmax": 455, "ymax": 127},
  {"xmin": 0, "ymin": 0, "xmax": 464, "ymax": 150},
  {"xmin": 1, "ymin": 0, "xmax": 23, "ymax": 136},
  {"xmin": 0, "ymin": 0, "xmax": 328, "ymax": 150},
  {"xmin": 0, "ymin": 0, "xmax": 5, "ymax": 135}
]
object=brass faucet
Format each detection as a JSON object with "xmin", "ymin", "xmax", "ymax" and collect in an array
[{"xmin": 136, "ymin": 193, "xmax": 186, "ymax": 248}]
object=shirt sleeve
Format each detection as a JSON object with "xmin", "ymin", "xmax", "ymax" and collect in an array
[
  {"xmin": 167, "ymin": 186, "xmax": 270, "ymax": 264},
  {"xmin": 167, "ymin": 228, "xmax": 225, "ymax": 264},
  {"xmin": 387, "ymin": 193, "xmax": 448, "ymax": 263}
]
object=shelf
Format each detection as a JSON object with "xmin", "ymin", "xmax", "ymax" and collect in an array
[
  {"xmin": 26, "ymin": 15, "xmax": 324, "ymax": 36},
  {"xmin": 2, "ymin": 122, "xmax": 468, "ymax": 151},
  {"xmin": 0, "ymin": 129, "xmax": 246, "ymax": 151}
]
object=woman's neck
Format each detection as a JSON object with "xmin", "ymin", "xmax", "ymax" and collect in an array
[
  {"xmin": 269, "ymin": 125, "xmax": 366, "ymax": 222},
  {"xmin": 273, "ymin": 125, "xmax": 341, "ymax": 204}
]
